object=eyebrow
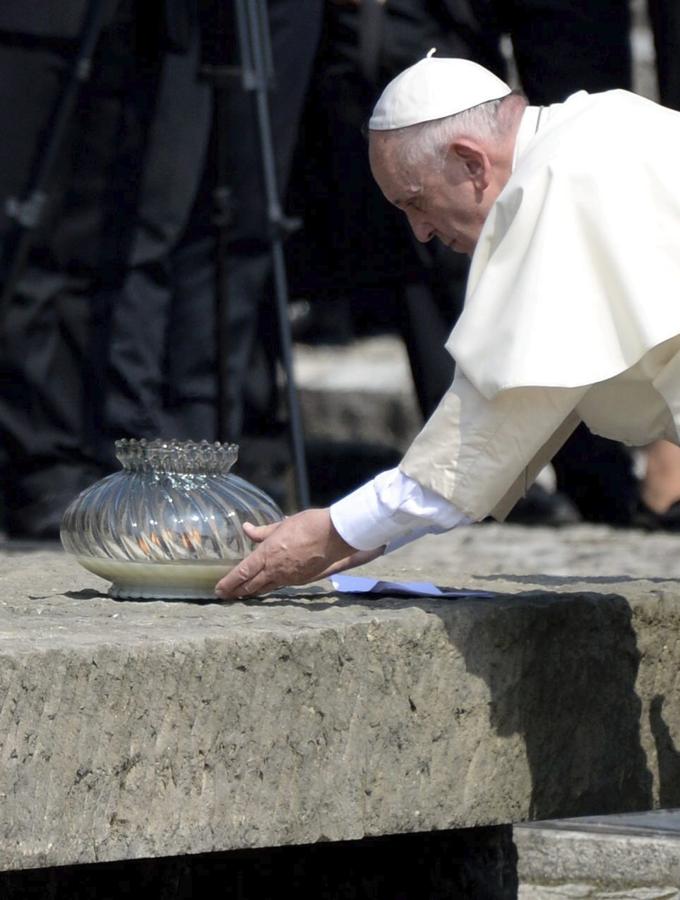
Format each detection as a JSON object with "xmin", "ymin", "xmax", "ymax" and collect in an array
[{"xmin": 393, "ymin": 188, "xmax": 422, "ymax": 208}]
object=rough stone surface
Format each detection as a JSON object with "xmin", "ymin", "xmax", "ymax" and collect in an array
[
  {"xmin": 2, "ymin": 525, "xmax": 680, "ymax": 873},
  {"xmin": 516, "ymin": 818, "xmax": 680, "ymax": 899}
]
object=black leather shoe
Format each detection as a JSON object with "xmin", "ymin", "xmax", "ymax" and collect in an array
[
  {"xmin": 506, "ymin": 484, "xmax": 582, "ymax": 527},
  {"xmin": 632, "ymin": 499, "xmax": 680, "ymax": 532}
]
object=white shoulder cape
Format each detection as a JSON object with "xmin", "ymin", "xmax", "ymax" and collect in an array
[{"xmin": 448, "ymin": 90, "xmax": 680, "ymax": 399}]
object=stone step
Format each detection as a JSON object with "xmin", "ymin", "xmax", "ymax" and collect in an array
[
  {"xmin": 294, "ymin": 336, "xmax": 421, "ymax": 451},
  {"xmin": 3, "ymin": 545, "xmax": 680, "ymax": 872},
  {"xmin": 516, "ymin": 810, "xmax": 680, "ymax": 899}
]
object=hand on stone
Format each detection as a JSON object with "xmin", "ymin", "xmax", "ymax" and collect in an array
[{"xmin": 214, "ymin": 508, "xmax": 384, "ymax": 599}]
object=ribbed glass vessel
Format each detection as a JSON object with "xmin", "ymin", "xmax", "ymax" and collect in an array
[{"xmin": 60, "ymin": 439, "xmax": 283, "ymax": 600}]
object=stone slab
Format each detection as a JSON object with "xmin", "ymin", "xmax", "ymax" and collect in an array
[
  {"xmin": 516, "ymin": 810, "xmax": 680, "ymax": 898},
  {"xmin": 2, "ymin": 536, "xmax": 680, "ymax": 873}
]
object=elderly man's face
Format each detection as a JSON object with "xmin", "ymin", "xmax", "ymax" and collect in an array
[{"xmin": 369, "ymin": 133, "xmax": 501, "ymax": 256}]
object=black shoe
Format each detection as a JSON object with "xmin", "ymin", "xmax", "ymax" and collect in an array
[
  {"xmin": 506, "ymin": 484, "xmax": 582, "ymax": 527},
  {"xmin": 632, "ymin": 499, "xmax": 680, "ymax": 532}
]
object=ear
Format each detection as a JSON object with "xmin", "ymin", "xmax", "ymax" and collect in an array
[{"xmin": 451, "ymin": 140, "xmax": 490, "ymax": 190}]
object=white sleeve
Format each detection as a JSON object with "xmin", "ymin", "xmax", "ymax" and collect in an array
[
  {"xmin": 401, "ymin": 370, "xmax": 587, "ymax": 521},
  {"xmin": 330, "ymin": 467, "xmax": 472, "ymax": 553}
]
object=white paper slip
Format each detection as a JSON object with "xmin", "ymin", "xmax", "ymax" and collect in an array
[{"xmin": 330, "ymin": 574, "xmax": 494, "ymax": 599}]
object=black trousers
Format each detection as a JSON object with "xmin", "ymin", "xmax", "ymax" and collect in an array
[
  {"xmin": 0, "ymin": 0, "xmax": 322, "ymax": 536},
  {"xmin": 488, "ymin": 0, "xmax": 632, "ymax": 102},
  {"xmin": 0, "ymin": 2, "xmax": 215, "ymax": 535},
  {"xmin": 648, "ymin": 0, "xmax": 680, "ymax": 111}
]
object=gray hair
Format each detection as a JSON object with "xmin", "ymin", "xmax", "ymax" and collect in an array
[{"xmin": 385, "ymin": 93, "xmax": 523, "ymax": 171}]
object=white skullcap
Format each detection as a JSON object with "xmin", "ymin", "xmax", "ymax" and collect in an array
[{"xmin": 369, "ymin": 53, "xmax": 512, "ymax": 131}]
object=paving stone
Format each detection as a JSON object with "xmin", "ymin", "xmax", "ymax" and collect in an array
[{"xmin": 516, "ymin": 810, "xmax": 680, "ymax": 899}]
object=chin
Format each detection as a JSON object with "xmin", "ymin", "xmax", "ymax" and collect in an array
[
  {"xmin": 459, "ymin": 236, "xmax": 478, "ymax": 256},
  {"xmin": 443, "ymin": 237, "xmax": 462, "ymax": 254},
  {"xmin": 450, "ymin": 238, "xmax": 471, "ymax": 255}
]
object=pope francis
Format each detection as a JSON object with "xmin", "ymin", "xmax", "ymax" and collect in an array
[{"xmin": 215, "ymin": 54, "xmax": 680, "ymax": 599}]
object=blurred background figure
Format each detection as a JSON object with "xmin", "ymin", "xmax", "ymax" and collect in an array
[{"xmin": 0, "ymin": 0, "xmax": 322, "ymax": 538}]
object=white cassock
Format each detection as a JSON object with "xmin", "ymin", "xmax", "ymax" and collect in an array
[{"xmin": 331, "ymin": 89, "xmax": 680, "ymax": 550}]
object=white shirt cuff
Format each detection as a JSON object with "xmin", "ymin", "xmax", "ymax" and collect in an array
[{"xmin": 330, "ymin": 467, "xmax": 471, "ymax": 552}]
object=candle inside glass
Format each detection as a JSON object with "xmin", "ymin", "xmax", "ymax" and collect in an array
[{"xmin": 77, "ymin": 556, "xmax": 238, "ymax": 599}]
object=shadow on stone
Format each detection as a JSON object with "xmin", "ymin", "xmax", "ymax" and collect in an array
[
  {"xmin": 650, "ymin": 694, "xmax": 680, "ymax": 808},
  {"xmin": 64, "ymin": 589, "xmax": 110, "ymax": 600},
  {"xmin": 436, "ymin": 590, "xmax": 654, "ymax": 821}
]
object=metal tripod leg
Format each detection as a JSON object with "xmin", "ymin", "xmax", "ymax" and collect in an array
[{"xmin": 232, "ymin": 0, "xmax": 311, "ymax": 510}]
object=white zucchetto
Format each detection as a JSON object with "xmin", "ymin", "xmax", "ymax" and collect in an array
[{"xmin": 369, "ymin": 55, "xmax": 512, "ymax": 131}]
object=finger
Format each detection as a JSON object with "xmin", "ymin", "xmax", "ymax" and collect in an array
[
  {"xmin": 220, "ymin": 568, "xmax": 280, "ymax": 600},
  {"xmin": 215, "ymin": 552, "xmax": 265, "ymax": 598},
  {"xmin": 235, "ymin": 574, "xmax": 279, "ymax": 599},
  {"xmin": 242, "ymin": 521, "xmax": 282, "ymax": 543}
]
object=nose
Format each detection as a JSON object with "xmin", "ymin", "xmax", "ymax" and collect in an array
[{"xmin": 405, "ymin": 209, "xmax": 434, "ymax": 243}]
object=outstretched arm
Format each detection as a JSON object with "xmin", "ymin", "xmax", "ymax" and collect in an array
[{"xmin": 214, "ymin": 467, "xmax": 470, "ymax": 599}]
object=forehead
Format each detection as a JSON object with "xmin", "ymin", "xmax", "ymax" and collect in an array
[
  {"xmin": 368, "ymin": 131, "xmax": 394, "ymax": 171},
  {"xmin": 369, "ymin": 132, "xmax": 421, "ymax": 196}
]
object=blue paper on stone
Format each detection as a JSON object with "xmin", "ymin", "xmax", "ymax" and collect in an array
[{"xmin": 330, "ymin": 574, "xmax": 494, "ymax": 598}]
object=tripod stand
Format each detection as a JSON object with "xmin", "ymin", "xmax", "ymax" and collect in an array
[{"xmin": 201, "ymin": 0, "xmax": 311, "ymax": 510}]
